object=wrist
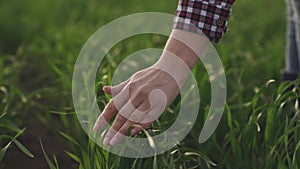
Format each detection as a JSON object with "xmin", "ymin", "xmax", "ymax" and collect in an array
[
  {"xmin": 151, "ymin": 29, "xmax": 209, "ymax": 86},
  {"xmin": 163, "ymin": 37, "xmax": 198, "ymax": 69},
  {"xmin": 166, "ymin": 29, "xmax": 209, "ymax": 69},
  {"xmin": 152, "ymin": 50, "xmax": 191, "ymax": 87}
]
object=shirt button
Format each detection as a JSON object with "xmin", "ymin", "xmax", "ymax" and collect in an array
[
  {"xmin": 217, "ymin": 18, "xmax": 225, "ymax": 27},
  {"xmin": 214, "ymin": 0, "xmax": 221, "ymax": 5}
]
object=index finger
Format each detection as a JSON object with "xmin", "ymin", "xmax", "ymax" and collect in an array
[{"xmin": 93, "ymin": 100, "xmax": 117, "ymax": 131}]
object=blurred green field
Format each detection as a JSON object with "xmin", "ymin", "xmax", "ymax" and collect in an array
[{"xmin": 0, "ymin": 0, "xmax": 300, "ymax": 168}]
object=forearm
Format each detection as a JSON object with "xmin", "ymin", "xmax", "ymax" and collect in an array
[
  {"xmin": 165, "ymin": 29, "xmax": 208, "ymax": 69},
  {"xmin": 152, "ymin": 29, "xmax": 209, "ymax": 86},
  {"xmin": 156, "ymin": 29, "xmax": 208, "ymax": 69}
]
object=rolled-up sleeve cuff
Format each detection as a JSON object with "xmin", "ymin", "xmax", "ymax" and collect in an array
[{"xmin": 173, "ymin": 0, "xmax": 235, "ymax": 43}]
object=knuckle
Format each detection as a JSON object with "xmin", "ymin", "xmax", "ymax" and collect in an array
[
  {"xmin": 107, "ymin": 100, "xmax": 115, "ymax": 110},
  {"xmin": 129, "ymin": 87, "xmax": 149, "ymax": 108},
  {"xmin": 131, "ymin": 114, "xmax": 138, "ymax": 122},
  {"xmin": 137, "ymin": 87, "xmax": 147, "ymax": 97},
  {"xmin": 139, "ymin": 102, "xmax": 151, "ymax": 111},
  {"xmin": 119, "ymin": 127, "xmax": 128, "ymax": 135},
  {"xmin": 116, "ymin": 114, "xmax": 125, "ymax": 121},
  {"xmin": 146, "ymin": 115, "xmax": 154, "ymax": 121},
  {"xmin": 106, "ymin": 129, "xmax": 115, "ymax": 137},
  {"xmin": 131, "ymin": 73, "xmax": 139, "ymax": 79},
  {"xmin": 131, "ymin": 96, "xmax": 143, "ymax": 108},
  {"xmin": 132, "ymin": 70, "xmax": 143, "ymax": 78},
  {"xmin": 128, "ymin": 82, "xmax": 136, "ymax": 92}
]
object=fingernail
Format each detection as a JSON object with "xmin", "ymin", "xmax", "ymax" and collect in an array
[
  {"xmin": 103, "ymin": 137, "xmax": 110, "ymax": 146},
  {"xmin": 130, "ymin": 129, "xmax": 136, "ymax": 136},
  {"xmin": 109, "ymin": 137, "xmax": 118, "ymax": 146},
  {"xmin": 103, "ymin": 86, "xmax": 110, "ymax": 91},
  {"xmin": 93, "ymin": 118, "xmax": 106, "ymax": 132},
  {"xmin": 93, "ymin": 124, "xmax": 99, "ymax": 132}
]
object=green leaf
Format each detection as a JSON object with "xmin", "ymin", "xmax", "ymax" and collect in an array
[
  {"xmin": 0, "ymin": 117, "xmax": 20, "ymax": 132},
  {"xmin": 65, "ymin": 151, "xmax": 82, "ymax": 164},
  {"xmin": 182, "ymin": 148, "xmax": 217, "ymax": 167},
  {"xmin": 39, "ymin": 139, "xmax": 57, "ymax": 169},
  {"xmin": 52, "ymin": 154, "xmax": 59, "ymax": 169},
  {"xmin": 0, "ymin": 113, "xmax": 6, "ymax": 120},
  {"xmin": 293, "ymin": 140, "xmax": 300, "ymax": 163},
  {"xmin": 58, "ymin": 130, "xmax": 80, "ymax": 147},
  {"xmin": 81, "ymin": 148, "xmax": 91, "ymax": 169},
  {"xmin": 0, "ymin": 128, "xmax": 31, "ymax": 162},
  {"xmin": 12, "ymin": 139, "xmax": 34, "ymax": 158},
  {"xmin": 153, "ymin": 155, "xmax": 158, "ymax": 169},
  {"xmin": 226, "ymin": 103, "xmax": 233, "ymax": 130},
  {"xmin": 0, "ymin": 86, "xmax": 8, "ymax": 103},
  {"xmin": 0, "ymin": 141, "xmax": 12, "ymax": 163},
  {"xmin": 49, "ymin": 111, "xmax": 75, "ymax": 115}
]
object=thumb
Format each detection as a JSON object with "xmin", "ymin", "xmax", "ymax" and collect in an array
[
  {"xmin": 103, "ymin": 86, "xmax": 112, "ymax": 95},
  {"xmin": 103, "ymin": 79, "xmax": 130, "ymax": 95}
]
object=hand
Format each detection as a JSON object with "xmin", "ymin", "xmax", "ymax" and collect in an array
[
  {"xmin": 93, "ymin": 30, "xmax": 208, "ymax": 146},
  {"xmin": 93, "ymin": 65, "xmax": 184, "ymax": 146}
]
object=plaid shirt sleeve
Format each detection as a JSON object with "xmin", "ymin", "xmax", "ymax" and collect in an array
[{"xmin": 173, "ymin": 0, "xmax": 236, "ymax": 43}]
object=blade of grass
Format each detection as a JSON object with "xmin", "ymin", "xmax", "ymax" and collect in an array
[
  {"xmin": 0, "ymin": 141, "xmax": 12, "ymax": 163},
  {"xmin": 39, "ymin": 139, "xmax": 57, "ymax": 169},
  {"xmin": 12, "ymin": 139, "xmax": 34, "ymax": 158},
  {"xmin": 58, "ymin": 130, "xmax": 80, "ymax": 147}
]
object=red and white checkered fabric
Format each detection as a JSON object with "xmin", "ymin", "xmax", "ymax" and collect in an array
[{"xmin": 173, "ymin": 0, "xmax": 235, "ymax": 43}]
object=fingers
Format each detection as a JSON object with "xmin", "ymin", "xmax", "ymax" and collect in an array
[
  {"xmin": 102, "ymin": 102, "xmax": 151, "ymax": 146},
  {"xmin": 122, "ymin": 88, "xmax": 166, "ymax": 124},
  {"xmin": 93, "ymin": 100, "xmax": 117, "ymax": 131},
  {"xmin": 139, "ymin": 105, "xmax": 164, "ymax": 124},
  {"xmin": 97, "ymin": 70, "xmax": 171, "ymax": 146},
  {"xmin": 97, "ymin": 92, "xmax": 164, "ymax": 146},
  {"xmin": 104, "ymin": 119, "xmax": 152, "ymax": 146},
  {"xmin": 128, "ymin": 104, "xmax": 161, "ymax": 136},
  {"xmin": 95, "ymin": 91, "xmax": 166, "ymax": 146},
  {"xmin": 93, "ymin": 83, "xmax": 129, "ymax": 132},
  {"xmin": 103, "ymin": 79, "xmax": 130, "ymax": 95},
  {"xmin": 118, "ymin": 95, "xmax": 146, "ymax": 120},
  {"xmin": 102, "ymin": 114, "xmax": 129, "ymax": 146},
  {"xmin": 109, "ymin": 120, "xmax": 134, "ymax": 146}
]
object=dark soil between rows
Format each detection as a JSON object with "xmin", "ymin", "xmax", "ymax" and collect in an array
[{"xmin": 1, "ymin": 116, "xmax": 78, "ymax": 169}]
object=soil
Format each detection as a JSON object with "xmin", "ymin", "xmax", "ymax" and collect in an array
[
  {"xmin": 0, "ymin": 54, "xmax": 80, "ymax": 169},
  {"xmin": 0, "ymin": 116, "xmax": 78, "ymax": 169}
]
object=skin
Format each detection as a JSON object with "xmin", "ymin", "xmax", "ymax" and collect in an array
[{"xmin": 93, "ymin": 29, "xmax": 208, "ymax": 146}]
